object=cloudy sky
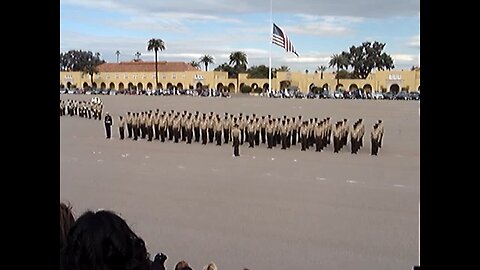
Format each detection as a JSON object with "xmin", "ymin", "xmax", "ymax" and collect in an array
[{"xmin": 60, "ymin": 0, "xmax": 420, "ymax": 72}]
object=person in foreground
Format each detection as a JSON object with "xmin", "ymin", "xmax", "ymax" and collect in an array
[
  {"xmin": 61, "ymin": 209, "xmax": 166, "ymax": 270},
  {"xmin": 60, "ymin": 202, "xmax": 75, "ymax": 250}
]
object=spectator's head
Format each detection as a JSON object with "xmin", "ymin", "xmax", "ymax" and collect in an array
[
  {"xmin": 62, "ymin": 210, "xmax": 150, "ymax": 270},
  {"xmin": 202, "ymin": 262, "xmax": 217, "ymax": 270},
  {"xmin": 60, "ymin": 202, "xmax": 75, "ymax": 249},
  {"xmin": 175, "ymin": 260, "xmax": 193, "ymax": 270}
]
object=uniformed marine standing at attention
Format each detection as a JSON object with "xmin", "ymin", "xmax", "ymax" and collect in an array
[
  {"xmin": 377, "ymin": 120, "xmax": 384, "ymax": 148},
  {"xmin": 118, "ymin": 115, "xmax": 125, "ymax": 140},
  {"xmin": 371, "ymin": 123, "xmax": 380, "ymax": 155},
  {"xmin": 126, "ymin": 112, "xmax": 132, "ymax": 138},
  {"xmin": 232, "ymin": 123, "xmax": 241, "ymax": 157},
  {"xmin": 104, "ymin": 112, "xmax": 113, "ymax": 139}
]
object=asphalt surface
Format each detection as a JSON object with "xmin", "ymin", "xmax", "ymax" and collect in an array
[{"xmin": 60, "ymin": 95, "xmax": 420, "ymax": 270}]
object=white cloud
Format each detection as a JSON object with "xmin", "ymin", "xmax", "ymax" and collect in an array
[
  {"xmin": 391, "ymin": 54, "xmax": 417, "ymax": 63},
  {"xmin": 408, "ymin": 35, "xmax": 420, "ymax": 48},
  {"xmin": 61, "ymin": 0, "xmax": 419, "ymax": 18}
]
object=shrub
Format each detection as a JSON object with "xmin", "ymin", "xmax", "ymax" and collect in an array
[{"xmin": 240, "ymin": 85, "xmax": 252, "ymax": 93}]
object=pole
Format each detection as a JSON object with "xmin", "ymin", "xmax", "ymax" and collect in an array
[{"xmin": 268, "ymin": 0, "xmax": 272, "ymax": 95}]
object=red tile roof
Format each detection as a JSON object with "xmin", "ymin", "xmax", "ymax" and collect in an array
[{"xmin": 98, "ymin": 61, "xmax": 197, "ymax": 73}]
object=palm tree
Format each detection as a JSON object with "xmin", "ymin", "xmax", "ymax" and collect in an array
[
  {"xmin": 229, "ymin": 51, "xmax": 248, "ymax": 92},
  {"xmin": 147, "ymin": 38, "xmax": 166, "ymax": 90},
  {"xmin": 115, "ymin": 50, "xmax": 120, "ymax": 63},
  {"xmin": 190, "ymin": 60, "xmax": 201, "ymax": 69},
  {"xmin": 199, "ymin": 55, "xmax": 214, "ymax": 71},
  {"xmin": 329, "ymin": 54, "xmax": 348, "ymax": 89},
  {"xmin": 135, "ymin": 51, "xmax": 141, "ymax": 61},
  {"xmin": 317, "ymin": 65, "xmax": 327, "ymax": 79}
]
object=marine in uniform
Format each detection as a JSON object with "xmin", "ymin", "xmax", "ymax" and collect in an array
[
  {"xmin": 266, "ymin": 120, "xmax": 274, "ymax": 149},
  {"xmin": 200, "ymin": 115, "xmax": 208, "ymax": 145},
  {"xmin": 118, "ymin": 115, "xmax": 125, "ymax": 140},
  {"xmin": 371, "ymin": 123, "xmax": 380, "ymax": 155},
  {"xmin": 232, "ymin": 124, "xmax": 241, "ymax": 157},
  {"xmin": 104, "ymin": 112, "xmax": 113, "ymax": 139},
  {"xmin": 126, "ymin": 112, "xmax": 133, "ymax": 138}
]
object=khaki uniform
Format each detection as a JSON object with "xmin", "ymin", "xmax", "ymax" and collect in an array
[{"xmin": 232, "ymin": 126, "xmax": 241, "ymax": 156}]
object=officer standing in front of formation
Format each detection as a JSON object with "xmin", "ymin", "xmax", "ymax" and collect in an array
[
  {"xmin": 232, "ymin": 123, "xmax": 241, "ymax": 157},
  {"xmin": 104, "ymin": 112, "xmax": 113, "ymax": 139},
  {"xmin": 118, "ymin": 115, "xmax": 125, "ymax": 140},
  {"xmin": 371, "ymin": 123, "xmax": 380, "ymax": 155}
]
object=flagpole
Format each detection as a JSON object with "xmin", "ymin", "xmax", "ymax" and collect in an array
[{"xmin": 268, "ymin": 0, "xmax": 272, "ymax": 95}]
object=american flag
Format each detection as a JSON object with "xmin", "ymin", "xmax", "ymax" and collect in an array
[{"xmin": 272, "ymin": 23, "xmax": 299, "ymax": 56}]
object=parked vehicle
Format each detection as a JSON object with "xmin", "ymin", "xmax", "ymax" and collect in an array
[
  {"xmin": 395, "ymin": 91, "xmax": 409, "ymax": 100},
  {"xmin": 333, "ymin": 90, "xmax": 344, "ymax": 99},
  {"xmin": 306, "ymin": 92, "xmax": 316, "ymax": 99},
  {"xmin": 383, "ymin": 92, "xmax": 395, "ymax": 100},
  {"xmin": 372, "ymin": 92, "xmax": 383, "ymax": 99},
  {"xmin": 408, "ymin": 91, "xmax": 420, "ymax": 100}
]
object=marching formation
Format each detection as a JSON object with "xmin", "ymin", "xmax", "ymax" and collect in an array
[
  {"xmin": 60, "ymin": 98, "xmax": 104, "ymax": 120},
  {"xmin": 59, "ymin": 99, "xmax": 384, "ymax": 156}
]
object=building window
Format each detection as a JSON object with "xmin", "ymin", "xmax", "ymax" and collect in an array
[
  {"xmin": 106, "ymin": 75, "xmax": 110, "ymax": 79},
  {"xmin": 172, "ymin": 74, "xmax": 176, "ymax": 79},
  {"xmin": 133, "ymin": 74, "xmax": 137, "ymax": 79},
  {"xmin": 115, "ymin": 74, "xmax": 119, "ymax": 79},
  {"xmin": 182, "ymin": 74, "xmax": 186, "ymax": 78},
  {"xmin": 162, "ymin": 75, "xmax": 166, "ymax": 79},
  {"xmin": 389, "ymin": 74, "xmax": 401, "ymax": 80},
  {"xmin": 143, "ymin": 74, "xmax": 146, "ymax": 79},
  {"xmin": 124, "ymin": 74, "xmax": 128, "ymax": 79},
  {"xmin": 152, "ymin": 74, "xmax": 156, "ymax": 79}
]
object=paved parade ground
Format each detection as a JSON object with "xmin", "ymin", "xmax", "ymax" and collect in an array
[{"xmin": 60, "ymin": 95, "xmax": 420, "ymax": 270}]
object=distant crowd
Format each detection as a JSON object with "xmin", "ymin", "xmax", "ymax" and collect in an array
[{"xmin": 60, "ymin": 202, "xmax": 227, "ymax": 270}]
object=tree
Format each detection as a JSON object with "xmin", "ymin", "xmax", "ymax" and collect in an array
[
  {"xmin": 316, "ymin": 65, "xmax": 327, "ymax": 79},
  {"xmin": 60, "ymin": 50, "xmax": 105, "ymax": 71},
  {"xmin": 343, "ymin": 41, "xmax": 394, "ymax": 79},
  {"xmin": 214, "ymin": 63, "xmax": 236, "ymax": 78},
  {"xmin": 272, "ymin": 65, "xmax": 289, "ymax": 78},
  {"xmin": 147, "ymin": 38, "xmax": 166, "ymax": 89},
  {"xmin": 80, "ymin": 52, "xmax": 105, "ymax": 88},
  {"xmin": 199, "ymin": 55, "xmax": 214, "ymax": 71},
  {"xmin": 229, "ymin": 51, "xmax": 248, "ymax": 72},
  {"xmin": 247, "ymin": 65, "xmax": 270, "ymax": 78},
  {"xmin": 329, "ymin": 53, "xmax": 349, "ymax": 87},
  {"xmin": 115, "ymin": 50, "xmax": 120, "ymax": 63},
  {"xmin": 229, "ymin": 51, "xmax": 248, "ymax": 92},
  {"xmin": 190, "ymin": 60, "xmax": 201, "ymax": 69}
]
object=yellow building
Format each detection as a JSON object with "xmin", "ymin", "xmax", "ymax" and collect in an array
[{"xmin": 60, "ymin": 61, "xmax": 420, "ymax": 94}]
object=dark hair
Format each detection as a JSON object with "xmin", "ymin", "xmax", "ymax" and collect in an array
[
  {"xmin": 175, "ymin": 260, "xmax": 193, "ymax": 270},
  {"xmin": 60, "ymin": 202, "xmax": 75, "ymax": 249},
  {"xmin": 62, "ymin": 210, "xmax": 150, "ymax": 270}
]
